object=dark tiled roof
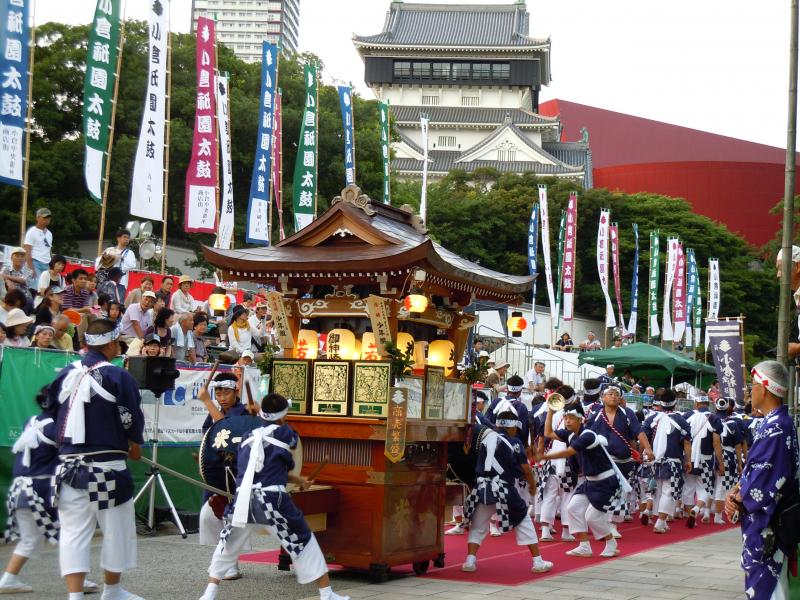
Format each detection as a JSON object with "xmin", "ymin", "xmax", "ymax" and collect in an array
[
  {"xmin": 396, "ymin": 130, "xmax": 426, "ymax": 156},
  {"xmin": 353, "ymin": 3, "xmax": 549, "ymax": 48},
  {"xmin": 543, "ymin": 141, "xmax": 593, "ymax": 188},
  {"xmin": 393, "ymin": 150, "xmax": 584, "ymax": 176},
  {"xmin": 393, "ymin": 105, "xmax": 557, "ymax": 127}
]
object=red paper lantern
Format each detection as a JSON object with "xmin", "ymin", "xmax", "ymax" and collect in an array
[{"xmin": 507, "ymin": 311, "xmax": 527, "ymax": 337}]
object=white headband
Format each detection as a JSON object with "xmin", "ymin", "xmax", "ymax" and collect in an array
[
  {"xmin": 604, "ymin": 386, "xmax": 621, "ymax": 395},
  {"xmin": 507, "ymin": 384, "xmax": 524, "ymax": 393},
  {"xmin": 751, "ymin": 367, "xmax": 787, "ymax": 398},
  {"xmin": 496, "ymin": 418, "xmax": 522, "ymax": 428},
  {"xmin": 210, "ymin": 379, "xmax": 238, "ymax": 391},
  {"xmin": 259, "ymin": 407, "xmax": 289, "ymax": 421},
  {"xmin": 584, "ymin": 385, "xmax": 601, "ymax": 396},
  {"xmin": 85, "ymin": 324, "xmax": 121, "ymax": 346},
  {"xmin": 563, "ymin": 405, "xmax": 582, "ymax": 417}
]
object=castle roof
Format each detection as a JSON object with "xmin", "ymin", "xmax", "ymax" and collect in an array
[{"xmin": 392, "ymin": 105, "xmax": 558, "ymax": 129}]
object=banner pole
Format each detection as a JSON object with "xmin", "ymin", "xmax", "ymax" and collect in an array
[
  {"xmin": 350, "ymin": 80, "xmax": 356, "ymax": 184},
  {"xmin": 313, "ymin": 61, "xmax": 319, "ymax": 219},
  {"xmin": 268, "ymin": 49, "xmax": 280, "ymax": 245},
  {"xmin": 19, "ymin": 0, "xmax": 36, "ymax": 245},
  {"xmin": 160, "ymin": 27, "xmax": 172, "ymax": 275},
  {"xmin": 96, "ymin": 0, "xmax": 127, "ymax": 260}
]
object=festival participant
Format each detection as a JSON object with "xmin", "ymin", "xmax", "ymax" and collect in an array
[
  {"xmin": 711, "ymin": 397, "xmax": 744, "ymax": 525},
  {"xmin": 581, "ymin": 378, "xmax": 603, "ymax": 416},
  {"xmin": 484, "ymin": 361, "xmax": 510, "ymax": 395},
  {"xmin": 597, "ymin": 365, "xmax": 616, "ymax": 391},
  {"xmin": 641, "ymin": 391, "xmax": 692, "ymax": 533},
  {"xmin": 96, "ymin": 229, "xmax": 137, "ymax": 296},
  {"xmin": 523, "ymin": 361, "xmax": 547, "ymax": 393},
  {"xmin": 587, "ymin": 386, "xmax": 654, "ymax": 536},
  {"xmin": 198, "ymin": 393, "xmax": 351, "ymax": 600},
  {"xmin": 726, "ymin": 361, "xmax": 799, "ymax": 600},
  {"xmin": 23, "ymin": 208, "xmax": 53, "ymax": 287},
  {"xmin": 460, "ymin": 402, "xmax": 553, "ymax": 574},
  {"xmin": 237, "ymin": 350, "xmax": 255, "ymax": 367},
  {"xmin": 681, "ymin": 395, "xmax": 724, "ymax": 528},
  {"xmin": 124, "ymin": 276, "xmax": 154, "ymax": 309},
  {"xmin": 3, "ymin": 309, "xmax": 33, "ymax": 348},
  {"xmin": 170, "ymin": 275, "xmax": 196, "ymax": 314},
  {"xmin": 487, "ymin": 375, "xmax": 530, "ymax": 446},
  {"xmin": 538, "ymin": 398, "xmax": 629, "ymax": 558},
  {"xmin": 50, "ymin": 318, "xmax": 145, "ymax": 600},
  {"xmin": 120, "ymin": 291, "xmax": 156, "ymax": 341}
]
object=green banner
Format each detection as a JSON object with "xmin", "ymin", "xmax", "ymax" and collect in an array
[
  {"xmin": 292, "ymin": 63, "xmax": 318, "ymax": 232},
  {"xmin": 554, "ymin": 210, "xmax": 566, "ymax": 330},
  {"xmin": 648, "ymin": 230, "xmax": 660, "ymax": 338},
  {"xmin": 379, "ymin": 100, "xmax": 390, "ymax": 204},
  {"xmin": 83, "ymin": 0, "xmax": 122, "ymax": 204}
]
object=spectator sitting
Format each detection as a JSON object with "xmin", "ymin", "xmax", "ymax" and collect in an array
[
  {"xmin": 579, "ymin": 331, "xmax": 603, "ymax": 351},
  {"xmin": 97, "ymin": 267, "xmax": 125, "ymax": 304},
  {"xmin": 157, "ymin": 276, "xmax": 175, "ymax": 308},
  {"xmin": 31, "ymin": 324, "xmax": 56, "ymax": 349},
  {"xmin": 141, "ymin": 333, "xmax": 162, "ymax": 357},
  {"xmin": 86, "ymin": 273, "xmax": 98, "ymax": 307},
  {"xmin": 120, "ymin": 290, "xmax": 156, "ymax": 341},
  {"xmin": 50, "ymin": 314, "xmax": 74, "ymax": 352},
  {"xmin": 170, "ymin": 275, "xmax": 196, "ymax": 314},
  {"xmin": 35, "ymin": 254, "xmax": 66, "ymax": 304},
  {"xmin": 34, "ymin": 285, "xmax": 64, "ymax": 325},
  {"xmin": 524, "ymin": 361, "xmax": 547, "ymax": 393},
  {"xmin": 485, "ymin": 361, "xmax": 510, "ymax": 394},
  {"xmin": 3, "ymin": 309, "xmax": 33, "ymax": 347},
  {"xmin": 1, "ymin": 246, "xmax": 33, "ymax": 308},
  {"xmin": 237, "ymin": 349, "xmax": 255, "ymax": 367},
  {"xmin": 23, "ymin": 207, "xmax": 53, "ymax": 287},
  {"xmin": 107, "ymin": 301, "xmax": 124, "ymax": 323},
  {"xmin": 189, "ymin": 313, "xmax": 210, "ymax": 364},
  {"xmin": 94, "ymin": 292, "xmax": 111, "ymax": 318},
  {"xmin": 707, "ymin": 379, "xmax": 720, "ymax": 401},
  {"xmin": 611, "ymin": 337, "xmax": 623, "ymax": 349},
  {"xmin": 226, "ymin": 305, "xmax": 258, "ymax": 357},
  {"xmin": 248, "ymin": 301, "xmax": 274, "ymax": 351},
  {"xmin": 61, "ymin": 268, "xmax": 93, "ymax": 314},
  {"xmin": 124, "ymin": 275, "xmax": 154, "ymax": 308},
  {"xmin": 151, "ymin": 292, "xmax": 168, "ymax": 322},
  {"xmin": 171, "ymin": 312, "xmax": 195, "ymax": 362},
  {"xmin": 0, "ymin": 288, "xmax": 28, "ymax": 324},
  {"xmin": 554, "ymin": 332, "xmax": 574, "ymax": 351},
  {"xmin": 144, "ymin": 308, "xmax": 175, "ymax": 357}
]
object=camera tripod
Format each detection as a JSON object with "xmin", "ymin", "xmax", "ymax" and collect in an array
[{"xmin": 133, "ymin": 391, "xmax": 188, "ymax": 538}]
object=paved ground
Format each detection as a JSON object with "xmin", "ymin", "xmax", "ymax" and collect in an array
[{"xmin": 1, "ymin": 526, "xmax": 745, "ymax": 599}]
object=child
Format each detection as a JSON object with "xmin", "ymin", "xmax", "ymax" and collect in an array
[
  {"xmin": 1, "ymin": 386, "xmax": 98, "ymax": 594},
  {"xmin": 461, "ymin": 400, "xmax": 553, "ymax": 574},
  {"xmin": 538, "ymin": 398, "xmax": 629, "ymax": 558},
  {"xmin": 198, "ymin": 393, "xmax": 349, "ymax": 600},
  {"xmin": 142, "ymin": 333, "xmax": 162, "ymax": 357}
]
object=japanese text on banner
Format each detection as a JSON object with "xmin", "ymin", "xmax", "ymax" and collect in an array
[
  {"xmin": 527, "ymin": 203, "xmax": 539, "ymax": 324},
  {"xmin": 379, "ymin": 100, "xmax": 390, "ymax": 204},
  {"xmin": 538, "ymin": 185, "xmax": 558, "ymax": 329},
  {"xmin": 216, "ymin": 75, "xmax": 234, "ymax": 249},
  {"xmin": 562, "ymin": 192, "xmax": 577, "ymax": 321},
  {"xmin": 649, "ymin": 231, "xmax": 660, "ymax": 337},
  {"xmin": 184, "ymin": 16, "xmax": 217, "ymax": 233},
  {"xmin": 610, "ymin": 223, "xmax": 626, "ymax": 335},
  {"xmin": 338, "ymin": 85, "xmax": 355, "ymax": 186},
  {"xmin": 554, "ymin": 210, "xmax": 566, "ymax": 329},
  {"xmin": 707, "ymin": 320, "xmax": 745, "ymax": 404},
  {"xmin": 684, "ymin": 248, "xmax": 698, "ymax": 347},
  {"xmin": 596, "ymin": 209, "xmax": 616, "ymax": 328},
  {"xmin": 672, "ymin": 242, "xmax": 686, "ymax": 341},
  {"xmin": 272, "ymin": 89, "xmax": 285, "ymax": 240},
  {"xmin": 627, "ymin": 223, "xmax": 639, "ymax": 335},
  {"xmin": 292, "ymin": 63, "xmax": 317, "ymax": 232},
  {"xmin": 0, "ymin": 0, "xmax": 30, "ymax": 186},
  {"xmin": 265, "ymin": 291, "xmax": 294, "ymax": 348},
  {"xmin": 367, "ymin": 294, "xmax": 392, "ymax": 355}
]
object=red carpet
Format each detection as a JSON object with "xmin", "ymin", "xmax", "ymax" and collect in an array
[{"xmin": 241, "ymin": 520, "xmax": 736, "ymax": 586}]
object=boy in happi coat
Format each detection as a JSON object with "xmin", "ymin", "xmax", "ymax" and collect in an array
[
  {"xmin": 681, "ymin": 395, "xmax": 724, "ymax": 527},
  {"xmin": 199, "ymin": 393, "xmax": 349, "ymax": 600},
  {"xmin": 711, "ymin": 397, "xmax": 745, "ymax": 525},
  {"xmin": 461, "ymin": 400, "xmax": 553, "ymax": 574}
]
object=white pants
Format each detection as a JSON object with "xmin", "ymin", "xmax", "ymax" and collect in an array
[
  {"xmin": 772, "ymin": 559, "xmax": 789, "ymax": 600},
  {"xmin": 566, "ymin": 493, "xmax": 611, "ymax": 540},
  {"xmin": 58, "ymin": 484, "xmax": 137, "ymax": 576},
  {"xmin": 199, "ymin": 501, "xmax": 224, "ymax": 546},
  {"xmin": 538, "ymin": 475, "xmax": 561, "ymax": 525},
  {"xmin": 11, "ymin": 509, "xmax": 44, "ymax": 558},
  {"xmin": 452, "ymin": 505, "xmax": 464, "ymax": 519},
  {"xmin": 713, "ymin": 475, "xmax": 734, "ymax": 503},
  {"xmin": 639, "ymin": 478, "xmax": 653, "ymax": 504},
  {"xmin": 654, "ymin": 479, "xmax": 677, "ymax": 517},
  {"xmin": 682, "ymin": 473, "xmax": 710, "ymax": 506},
  {"xmin": 208, "ymin": 524, "xmax": 327, "ymax": 585},
  {"xmin": 467, "ymin": 503, "xmax": 538, "ymax": 547}
]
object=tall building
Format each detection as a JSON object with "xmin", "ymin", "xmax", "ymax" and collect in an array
[
  {"xmin": 191, "ymin": 0, "xmax": 300, "ymax": 63},
  {"xmin": 353, "ymin": 1, "xmax": 591, "ymax": 186}
]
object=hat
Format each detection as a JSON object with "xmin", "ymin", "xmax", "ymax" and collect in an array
[
  {"xmin": 478, "ymin": 350, "xmax": 489, "ymax": 358},
  {"xmin": 494, "ymin": 361, "xmax": 510, "ymax": 371},
  {"xmin": 178, "ymin": 275, "xmax": 193, "ymax": 284},
  {"xmin": 241, "ymin": 350, "xmax": 255, "ymax": 360},
  {"xmin": 256, "ymin": 300, "xmax": 269, "ymax": 309},
  {"xmin": 98, "ymin": 249, "xmax": 120, "ymax": 269},
  {"xmin": 143, "ymin": 333, "xmax": 160, "ymax": 345},
  {"xmin": 34, "ymin": 324, "xmax": 55, "ymax": 335},
  {"xmin": 35, "ymin": 207, "xmax": 51, "ymax": 217},
  {"xmin": 9, "ymin": 246, "xmax": 24, "ymax": 256},
  {"xmin": 777, "ymin": 245, "xmax": 800, "ymax": 264},
  {"xmin": 4, "ymin": 308, "xmax": 33, "ymax": 328},
  {"xmin": 142, "ymin": 291, "xmax": 157, "ymax": 299}
]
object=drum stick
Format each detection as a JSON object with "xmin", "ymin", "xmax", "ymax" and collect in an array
[
  {"xmin": 204, "ymin": 360, "xmax": 220, "ymax": 389},
  {"xmin": 139, "ymin": 456, "xmax": 233, "ymax": 499},
  {"xmin": 244, "ymin": 381, "xmax": 258, "ymax": 414},
  {"xmin": 306, "ymin": 456, "xmax": 329, "ymax": 482}
]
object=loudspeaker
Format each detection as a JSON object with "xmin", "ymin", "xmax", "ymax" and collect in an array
[{"xmin": 127, "ymin": 356, "xmax": 179, "ymax": 395}]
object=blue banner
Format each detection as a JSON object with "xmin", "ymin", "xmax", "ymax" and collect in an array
[
  {"xmin": 0, "ymin": 0, "xmax": 30, "ymax": 186},
  {"xmin": 528, "ymin": 203, "xmax": 539, "ymax": 323},
  {"xmin": 245, "ymin": 42, "xmax": 278, "ymax": 245},
  {"xmin": 627, "ymin": 223, "xmax": 639, "ymax": 334},
  {"xmin": 685, "ymin": 248, "xmax": 698, "ymax": 342},
  {"xmin": 338, "ymin": 85, "xmax": 355, "ymax": 186}
]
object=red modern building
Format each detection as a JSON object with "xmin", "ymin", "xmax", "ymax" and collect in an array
[{"xmin": 540, "ymin": 99, "xmax": 795, "ymax": 247}]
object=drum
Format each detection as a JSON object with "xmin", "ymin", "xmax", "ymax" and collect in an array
[
  {"xmin": 446, "ymin": 423, "xmax": 491, "ymax": 488},
  {"xmin": 199, "ymin": 415, "xmax": 264, "ymax": 494}
]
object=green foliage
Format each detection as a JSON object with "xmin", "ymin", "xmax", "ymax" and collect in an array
[{"xmin": 384, "ymin": 339, "xmax": 415, "ymax": 383}]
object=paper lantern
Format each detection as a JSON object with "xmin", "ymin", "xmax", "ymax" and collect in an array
[
  {"xmin": 361, "ymin": 332, "xmax": 381, "ymax": 360},
  {"xmin": 428, "ymin": 339, "xmax": 455, "ymax": 376},
  {"xmin": 296, "ymin": 329, "xmax": 318, "ymax": 360},
  {"xmin": 327, "ymin": 328, "xmax": 356, "ymax": 360},
  {"xmin": 396, "ymin": 332, "xmax": 415, "ymax": 357},
  {"xmin": 413, "ymin": 341, "xmax": 427, "ymax": 371},
  {"xmin": 354, "ymin": 339, "xmax": 362, "ymax": 360},
  {"xmin": 403, "ymin": 293, "xmax": 428, "ymax": 314},
  {"xmin": 507, "ymin": 311, "xmax": 527, "ymax": 338},
  {"xmin": 208, "ymin": 293, "xmax": 230, "ymax": 312}
]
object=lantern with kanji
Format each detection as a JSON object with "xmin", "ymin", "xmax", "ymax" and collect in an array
[
  {"xmin": 327, "ymin": 328, "xmax": 356, "ymax": 360},
  {"xmin": 507, "ymin": 311, "xmax": 527, "ymax": 338},
  {"xmin": 361, "ymin": 332, "xmax": 380, "ymax": 360},
  {"xmin": 297, "ymin": 329, "xmax": 319, "ymax": 360}
]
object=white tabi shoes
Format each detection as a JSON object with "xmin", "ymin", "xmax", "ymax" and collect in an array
[
  {"xmin": 531, "ymin": 559, "xmax": 554, "ymax": 573},
  {"xmin": 0, "ymin": 580, "xmax": 32, "ymax": 594},
  {"xmin": 489, "ymin": 522, "xmax": 502, "ymax": 537},
  {"xmin": 566, "ymin": 545, "xmax": 593, "ymax": 558},
  {"xmin": 444, "ymin": 523, "xmax": 466, "ymax": 535}
]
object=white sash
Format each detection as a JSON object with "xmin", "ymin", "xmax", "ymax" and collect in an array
[
  {"xmin": 586, "ymin": 430, "xmax": 632, "ymax": 493},
  {"xmin": 58, "ymin": 360, "xmax": 116, "ymax": 445},
  {"xmin": 652, "ymin": 412, "xmax": 677, "ymax": 460},
  {"xmin": 482, "ymin": 430, "xmax": 514, "ymax": 475},
  {"xmin": 688, "ymin": 411, "xmax": 713, "ymax": 468},
  {"xmin": 12, "ymin": 417, "xmax": 56, "ymax": 468}
]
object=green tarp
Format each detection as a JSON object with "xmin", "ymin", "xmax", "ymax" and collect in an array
[{"xmin": 578, "ymin": 342, "xmax": 716, "ymax": 387}]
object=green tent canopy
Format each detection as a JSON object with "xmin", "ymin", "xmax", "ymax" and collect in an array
[{"xmin": 578, "ymin": 342, "xmax": 716, "ymax": 388}]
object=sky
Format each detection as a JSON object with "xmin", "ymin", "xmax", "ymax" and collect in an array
[{"xmin": 35, "ymin": 0, "xmax": 793, "ymax": 149}]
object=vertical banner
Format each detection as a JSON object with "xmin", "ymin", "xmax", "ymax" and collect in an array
[
  {"xmin": 215, "ymin": 75, "xmax": 234, "ymax": 249},
  {"xmin": 610, "ymin": 223, "xmax": 626, "ymax": 335},
  {"xmin": 265, "ymin": 291, "xmax": 294, "ymax": 349},
  {"xmin": 708, "ymin": 258, "xmax": 720, "ymax": 319},
  {"xmin": 246, "ymin": 42, "xmax": 277, "ymax": 244},
  {"xmin": 527, "ymin": 203, "xmax": 539, "ymax": 324},
  {"xmin": 626, "ymin": 223, "xmax": 640, "ymax": 336},
  {"xmin": 366, "ymin": 295, "xmax": 392, "ymax": 355},
  {"xmin": 672, "ymin": 242, "xmax": 686, "ymax": 342},
  {"xmin": 272, "ymin": 89, "xmax": 285, "ymax": 240},
  {"xmin": 563, "ymin": 192, "xmax": 577, "ymax": 321},
  {"xmin": 379, "ymin": 100, "xmax": 390, "ymax": 204},
  {"xmin": 684, "ymin": 248, "xmax": 698, "ymax": 347},
  {"xmin": 385, "ymin": 388, "xmax": 408, "ymax": 463},
  {"xmin": 130, "ymin": 0, "xmax": 168, "ymax": 220},
  {"xmin": 693, "ymin": 279, "xmax": 702, "ymax": 347},
  {"xmin": 596, "ymin": 209, "xmax": 616, "ymax": 328},
  {"xmin": 292, "ymin": 63, "xmax": 317, "ymax": 232},
  {"xmin": 538, "ymin": 185, "xmax": 558, "ymax": 329},
  {"xmin": 0, "ymin": 0, "xmax": 30, "ymax": 186},
  {"xmin": 662, "ymin": 237, "xmax": 678, "ymax": 341},
  {"xmin": 554, "ymin": 210, "xmax": 566, "ymax": 329},
  {"xmin": 648, "ymin": 231, "xmax": 660, "ymax": 338},
  {"xmin": 184, "ymin": 17, "xmax": 217, "ymax": 233},
  {"xmin": 419, "ymin": 114, "xmax": 429, "ymax": 223},
  {"xmin": 707, "ymin": 319, "xmax": 746, "ymax": 404},
  {"xmin": 83, "ymin": 0, "xmax": 122, "ymax": 203},
  {"xmin": 337, "ymin": 85, "xmax": 355, "ymax": 186}
]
